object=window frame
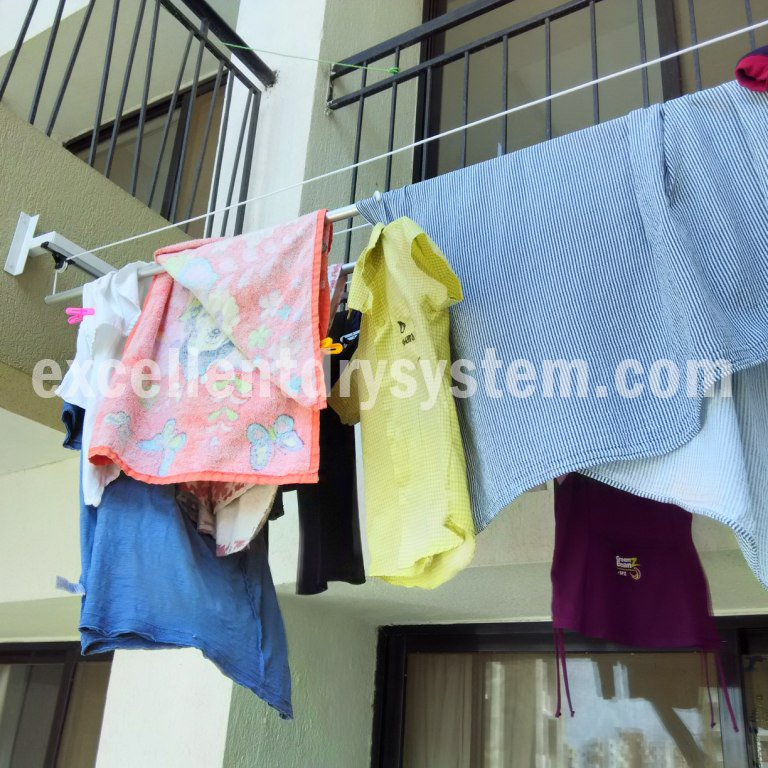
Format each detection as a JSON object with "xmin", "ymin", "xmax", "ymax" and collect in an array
[
  {"xmin": 0, "ymin": 642, "xmax": 113, "ymax": 768},
  {"xmin": 370, "ymin": 618, "xmax": 768, "ymax": 767}
]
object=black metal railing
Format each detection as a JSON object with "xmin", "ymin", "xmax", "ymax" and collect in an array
[
  {"xmin": 328, "ymin": 0, "xmax": 764, "ymax": 199},
  {"xmin": 0, "ymin": 0, "xmax": 275, "ymax": 238}
]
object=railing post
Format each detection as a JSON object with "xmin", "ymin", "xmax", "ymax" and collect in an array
[
  {"xmin": 0, "ymin": 0, "xmax": 41, "ymax": 102},
  {"xmin": 28, "ymin": 0, "xmax": 66, "ymax": 125},
  {"xmin": 220, "ymin": 88, "xmax": 254, "ymax": 237},
  {"xmin": 169, "ymin": 19, "xmax": 208, "ymax": 222},
  {"xmin": 88, "ymin": 0, "xmax": 122, "ymax": 168},
  {"xmin": 234, "ymin": 90, "xmax": 261, "ymax": 235},
  {"xmin": 104, "ymin": 0, "xmax": 148, "ymax": 178},
  {"xmin": 131, "ymin": 0, "xmax": 162, "ymax": 195}
]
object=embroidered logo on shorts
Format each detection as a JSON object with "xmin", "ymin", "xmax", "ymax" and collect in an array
[{"xmin": 616, "ymin": 556, "xmax": 641, "ymax": 580}]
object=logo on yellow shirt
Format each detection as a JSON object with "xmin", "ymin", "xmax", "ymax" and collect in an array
[
  {"xmin": 397, "ymin": 320, "xmax": 415, "ymax": 346},
  {"xmin": 616, "ymin": 556, "xmax": 641, "ymax": 580}
]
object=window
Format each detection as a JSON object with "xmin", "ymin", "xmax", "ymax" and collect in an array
[
  {"xmin": 64, "ymin": 75, "xmax": 226, "ymax": 240},
  {"xmin": 0, "ymin": 643, "xmax": 112, "ymax": 768},
  {"xmin": 372, "ymin": 622, "xmax": 768, "ymax": 766}
]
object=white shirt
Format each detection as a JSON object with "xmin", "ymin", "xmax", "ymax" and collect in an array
[{"xmin": 57, "ymin": 262, "xmax": 149, "ymax": 506}]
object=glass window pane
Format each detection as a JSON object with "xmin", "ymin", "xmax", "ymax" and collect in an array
[
  {"xmin": 742, "ymin": 652, "xmax": 768, "ymax": 765},
  {"xmin": 56, "ymin": 662, "xmax": 111, "ymax": 768},
  {"xmin": 72, "ymin": 112, "xmax": 180, "ymax": 219},
  {"xmin": 403, "ymin": 651, "xmax": 725, "ymax": 767},
  {"xmin": 68, "ymin": 87, "xmax": 221, "ymax": 237},
  {"xmin": 0, "ymin": 663, "xmax": 63, "ymax": 768}
]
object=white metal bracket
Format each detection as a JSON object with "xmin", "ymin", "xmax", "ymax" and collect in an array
[{"xmin": 5, "ymin": 212, "xmax": 116, "ymax": 279}]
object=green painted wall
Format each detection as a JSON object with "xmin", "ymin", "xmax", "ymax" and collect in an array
[
  {"xmin": 223, "ymin": 598, "xmax": 377, "ymax": 768},
  {"xmin": 0, "ymin": 104, "xmax": 185, "ymax": 429}
]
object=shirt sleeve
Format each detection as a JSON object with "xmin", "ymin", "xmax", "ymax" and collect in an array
[{"xmin": 410, "ymin": 230, "xmax": 463, "ymax": 311}]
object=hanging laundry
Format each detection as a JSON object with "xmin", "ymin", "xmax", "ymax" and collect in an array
[
  {"xmin": 736, "ymin": 45, "xmax": 768, "ymax": 92},
  {"xmin": 89, "ymin": 211, "xmax": 331, "ymax": 491},
  {"xmin": 215, "ymin": 484, "xmax": 278, "ymax": 557},
  {"xmin": 329, "ymin": 218, "xmax": 475, "ymax": 589},
  {"xmin": 553, "ymin": 474, "xmax": 720, "ymax": 650},
  {"xmin": 296, "ymin": 310, "xmax": 365, "ymax": 594},
  {"xmin": 552, "ymin": 474, "xmax": 738, "ymax": 729},
  {"xmin": 269, "ymin": 311, "xmax": 365, "ymax": 593},
  {"xmin": 57, "ymin": 261, "xmax": 150, "ymax": 507},
  {"xmin": 175, "ymin": 480, "xmax": 278, "ymax": 556},
  {"xmin": 62, "ymin": 401, "xmax": 292, "ymax": 718},
  {"xmin": 357, "ymin": 81, "xmax": 768, "ymax": 534},
  {"xmin": 327, "ymin": 262, "xmax": 347, "ymax": 319},
  {"xmin": 583, "ymin": 368, "xmax": 768, "ymax": 589}
]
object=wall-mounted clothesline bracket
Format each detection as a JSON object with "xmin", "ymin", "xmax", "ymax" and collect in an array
[
  {"xmin": 4, "ymin": 211, "xmax": 117, "ymax": 282},
  {"xmin": 5, "ymin": 201, "xmax": 370, "ymax": 305}
]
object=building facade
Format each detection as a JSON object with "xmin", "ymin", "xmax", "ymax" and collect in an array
[{"xmin": 1, "ymin": 0, "xmax": 768, "ymax": 765}]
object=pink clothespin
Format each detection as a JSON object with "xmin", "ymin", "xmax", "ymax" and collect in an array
[{"xmin": 65, "ymin": 307, "xmax": 94, "ymax": 325}]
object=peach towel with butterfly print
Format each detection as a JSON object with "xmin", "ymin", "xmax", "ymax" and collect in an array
[{"xmin": 89, "ymin": 210, "xmax": 332, "ymax": 488}]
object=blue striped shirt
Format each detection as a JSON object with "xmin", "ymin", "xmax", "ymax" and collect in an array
[
  {"xmin": 584, "ymin": 367, "xmax": 768, "ymax": 589},
  {"xmin": 357, "ymin": 82, "xmax": 768, "ymax": 534}
]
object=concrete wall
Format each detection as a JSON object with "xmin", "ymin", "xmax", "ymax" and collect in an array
[
  {"xmin": 223, "ymin": 600, "xmax": 377, "ymax": 768},
  {"xmin": 0, "ymin": 104, "xmax": 185, "ymax": 429},
  {"xmin": 0, "ymin": 0, "xmax": 89, "ymax": 54},
  {"xmin": 0, "ymin": 421, "xmax": 82, "ymax": 644},
  {"xmin": 96, "ymin": 650, "xmax": 233, "ymax": 768},
  {"xmin": 211, "ymin": 0, "xmax": 329, "ymax": 235},
  {"xmin": 0, "ymin": 457, "xmax": 80, "ymax": 606}
]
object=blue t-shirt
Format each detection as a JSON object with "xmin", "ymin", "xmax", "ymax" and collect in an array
[{"xmin": 62, "ymin": 402, "xmax": 292, "ymax": 718}]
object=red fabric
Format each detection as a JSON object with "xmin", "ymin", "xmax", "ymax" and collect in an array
[{"xmin": 735, "ymin": 46, "xmax": 768, "ymax": 92}]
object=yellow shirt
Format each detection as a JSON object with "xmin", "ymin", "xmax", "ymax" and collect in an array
[{"xmin": 330, "ymin": 217, "xmax": 475, "ymax": 588}]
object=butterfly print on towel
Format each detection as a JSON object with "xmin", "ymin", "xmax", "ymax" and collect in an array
[
  {"xmin": 104, "ymin": 411, "xmax": 132, "ymax": 447},
  {"xmin": 247, "ymin": 415, "xmax": 304, "ymax": 471},
  {"xmin": 137, "ymin": 419, "xmax": 187, "ymax": 476}
]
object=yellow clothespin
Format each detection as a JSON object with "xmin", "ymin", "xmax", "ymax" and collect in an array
[{"xmin": 320, "ymin": 337, "xmax": 343, "ymax": 355}]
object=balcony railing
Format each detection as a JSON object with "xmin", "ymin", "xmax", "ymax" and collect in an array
[
  {"xmin": 0, "ymin": 0, "xmax": 275, "ymax": 238},
  {"xmin": 328, "ymin": 0, "xmax": 767, "ymax": 216}
]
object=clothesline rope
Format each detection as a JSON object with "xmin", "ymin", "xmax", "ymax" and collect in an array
[
  {"xmin": 333, "ymin": 222, "xmax": 372, "ymax": 237},
  {"xmin": 223, "ymin": 43, "xmax": 401, "ymax": 75},
  {"xmin": 85, "ymin": 17, "xmax": 768, "ymax": 256}
]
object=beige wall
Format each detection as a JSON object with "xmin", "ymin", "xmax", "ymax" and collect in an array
[
  {"xmin": 0, "ymin": 104, "xmax": 185, "ymax": 429},
  {"xmin": 0, "ymin": 458, "xmax": 80, "ymax": 606},
  {"xmin": 299, "ymin": 0, "xmax": 424, "ymax": 264},
  {"xmin": 223, "ymin": 600, "xmax": 377, "ymax": 768},
  {"xmin": 96, "ymin": 650, "xmax": 233, "ymax": 768}
]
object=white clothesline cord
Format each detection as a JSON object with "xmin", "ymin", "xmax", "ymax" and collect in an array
[
  {"xmin": 85, "ymin": 17, "xmax": 768, "ymax": 257},
  {"xmin": 333, "ymin": 221, "xmax": 373, "ymax": 237}
]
